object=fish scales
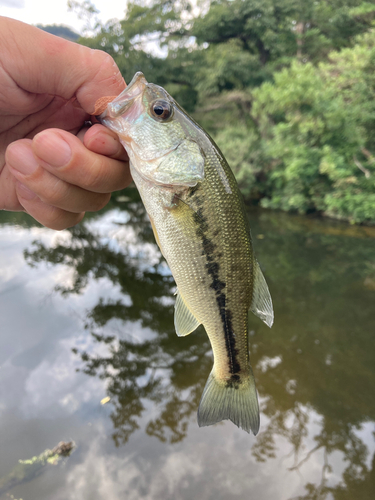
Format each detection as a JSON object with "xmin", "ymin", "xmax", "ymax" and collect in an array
[
  {"xmin": 99, "ymin": 72, "xmax": 274, "ymax": 434},
  {"xmin": 132, "ymin": 145, "xmax": 251, "ymax": 380}
]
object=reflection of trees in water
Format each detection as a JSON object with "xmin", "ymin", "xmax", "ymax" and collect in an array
[
  {"xmin": 24, "ymin": 190, "xmax": 212, "ymax": 444},
  {"xmin": 249, "ymin": 211, "xmax": 375, "ymax": 499},
  {"xmin": 257, "ymin": 406, "xmax": 375, "ymax": 500},
  {"xmin": 74, "ymin": 330, "xmax": 210, "ymax": 445},
  {"xmin": 24, "ymin": 190, "xmax": 375, "ymax": 497},
  {"xmin": 290, "ymin": 440, "xmax": 375, "ymax": 500}
]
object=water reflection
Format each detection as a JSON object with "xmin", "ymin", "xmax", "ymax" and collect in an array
[
  {"xmin": 73, "ymin": 329, "xmax": 210, "ymax": 445},
  {"xmin": 22, "ymin": 189, "xmax": 375, "ymax": 499},
  {"xmin": 23, "ymin": 190, "xmax": 212, "ymax": 445}
]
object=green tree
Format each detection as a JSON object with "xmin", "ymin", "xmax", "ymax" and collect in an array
[
  {"xmin": 76, "ymin": 0, "xmax": 201, "ymax": 110},
  {"xmin": 252, "ymin": 31, "xmax": 375, "ymax": 223},
  {"xmin": 192, "ymin": 0, "xmax": 375, "ymax": 93}
]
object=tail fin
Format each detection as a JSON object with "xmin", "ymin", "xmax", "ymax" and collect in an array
[{"xmin": 197, "ymin": 369, "xmax": 260, "ymax": 435}]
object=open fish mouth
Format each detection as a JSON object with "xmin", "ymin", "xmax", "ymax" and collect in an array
[
  {"xmin": 97, "ymin": 72, "xmax": 189, "ymax": 165},
  {"xmin": 99, "ymin": 72, "xmax": 148, "ymax": 120}
]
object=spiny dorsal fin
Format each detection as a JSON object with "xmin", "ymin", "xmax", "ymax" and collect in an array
[
  {"xmin": 250, "ymin": 260, "xmax": 274, "ymax": 328},
  {"xmin": 174, "ymin": 289, "xmax": 201, "ymax": 337}
]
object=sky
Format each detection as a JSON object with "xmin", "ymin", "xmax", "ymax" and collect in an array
[{"xmin": 0, "ymin": 0, "xmax": 127, "ymax": 34}]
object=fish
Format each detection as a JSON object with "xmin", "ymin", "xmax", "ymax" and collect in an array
[{"xmin": 98, "ymin": 72, "xmax": 273, "ymax": 435}]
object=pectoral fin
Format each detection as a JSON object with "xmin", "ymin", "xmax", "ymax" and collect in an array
[
  {"xmin": 250, "ymin": 260, "xmax": 274, "ymax": 328},
  {"xmin": 174, "ymin": 290, "xmax": 201, "ymax": 337}
]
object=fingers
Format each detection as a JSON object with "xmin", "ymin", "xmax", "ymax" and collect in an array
[
  {"xmin": 83, "ymin": 124, "xmax": 129, "ymax": 160},
  {"xmin": 5, "ymin": 127, "xmax": 131, "ymax": 230},
  {"xmin": 9, "ymin": 141, "xmax": 112, "ymax": 212},
  {"xmin": 31, "ymin": 127, "xmax": 131, "ymax": 193},
  {"xmin": 0, "ymin": 18, "xmax": 126, "ymax": 114},
  {"xmin": 15, "ymin": 182, "xmax": 85, "ymax": 230}
]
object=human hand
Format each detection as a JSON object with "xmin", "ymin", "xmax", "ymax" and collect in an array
[{"xmin": 0, "ymin": 17, "xmax": 131, "ymax": 229}]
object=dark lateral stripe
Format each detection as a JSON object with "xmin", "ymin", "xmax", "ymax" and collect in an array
[{"xmin": 192, "ymin": 203, "xmax": 241, "ymax": 378}]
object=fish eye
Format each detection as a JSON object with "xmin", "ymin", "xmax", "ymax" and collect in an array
[{"xmin": 150, "ymin": 100, "xmax": 173, "ymax": 121}]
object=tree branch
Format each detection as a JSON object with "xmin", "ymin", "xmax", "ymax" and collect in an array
[{"xmin": 353, "ymin": 156, "xmax": 371, "ymax": 179}]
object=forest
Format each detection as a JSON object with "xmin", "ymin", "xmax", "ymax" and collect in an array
[{"xmin": 73, "ymin": 0, "xmax": 375, "ymax": 224}]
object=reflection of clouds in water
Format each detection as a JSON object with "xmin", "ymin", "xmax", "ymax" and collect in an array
[
  {"xmin": 87, "ymin": 209, "xmax": 168, "ymax": 273},
  {"xmin": 253, "ymin": 404, "xmax": 364, "ymax": 495},
  {"xmin": 47, "ymin": 408, "xmax": 346, "ymax": 500},
  {"xmin": 354, "ymin": 421, "xmax": 375, "ymax": 469},
  {"xmin": 20, "ymin": 335, "xmax": 107, "ymax": 418},
  {"xmin": 0, "ymin": 226, "xmax": 109, "ymax": 414},
  {"xmin": 61, "ymin": 422, "xmax": 325, "ymax": 500},
  {"xmin": 286, "ymin": 379, "xmax": 297, "ymax": 394},
  {"xmin": 257, "ymin": 355, "xmax": 282, "ymax": 373},
  {"xmin": 18, "ymin": 319, "xmax": 158, "ymax": 420},
  {"xmin": 118, "ymin": 320, "xmax": 158, "ymax": 343},
  {"xmin": 63, "ymin": 428, "xmax": 138, "ymax": 500},
  {"xmin": 0, "ymin": 226, "xmax": 53, "ymax": 284},
  {"xmin": 57, "ymin": 276, "xmax": 132, "ymax": 311},
  {"xmin": 277, "ymin": 408, "xmax": 375, "ymax": 495},
  {"xmin": 0, "ymin": 226, "xmax": 76, "ymax": 305},
  {"xmin": 2, "ymin": 208, "xmax": 374, "ymax": 499},
  {"xmin": 154, "ymin": 295, "xmax": 175, "ymax": 307},
  {"xmin": 1, "ymin": 220, "xmax": 161, "ymax": 421}
]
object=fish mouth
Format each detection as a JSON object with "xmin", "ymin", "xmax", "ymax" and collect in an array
[{"xmin": 98, "ymin": 72, "xmax": 148, "ymax": 120}]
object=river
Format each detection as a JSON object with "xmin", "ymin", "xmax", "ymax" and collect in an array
[{"xmin": 0, "ymin": 189, "xmax": 374, "ymax": 500}]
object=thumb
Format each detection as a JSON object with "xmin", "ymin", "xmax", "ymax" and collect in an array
[{"xmin": 0, "ymin": 17, "xmax": 126, "ymax": 114}]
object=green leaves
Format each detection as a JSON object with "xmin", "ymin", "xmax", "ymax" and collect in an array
[{"xmin": 253, "ymin": 34, "xmax": 375, "ymax": 223}]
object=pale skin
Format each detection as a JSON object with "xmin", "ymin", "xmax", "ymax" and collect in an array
[{"xmin": 0, "ymin": 16, "xmax": 131, "ymax": 230}]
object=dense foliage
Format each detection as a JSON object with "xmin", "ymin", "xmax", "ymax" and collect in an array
[{"xmin": 74, "ymin": 0, "xmax": 375, "ymax": 223}]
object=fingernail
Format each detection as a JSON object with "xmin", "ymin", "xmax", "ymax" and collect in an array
[
  {"xmin": 7, "ymin": 142, "xmax": 39, "ymax": 175},
  {"xmin": 16, "ymin": 182, "xmax": 37, "ymax": 200},
  {"xmin": 34, "ymin": 131, "xmax": 72, "ymax": 167}
]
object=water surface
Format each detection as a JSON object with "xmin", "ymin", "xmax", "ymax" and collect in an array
[{"xmin": 0, "ymin": 190, "xmax": 374, "ymax": 500}]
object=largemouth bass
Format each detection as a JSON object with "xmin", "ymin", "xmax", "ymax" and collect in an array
[{"xmin": 99, "ymin": 72, "xmax": 273, "ymax": 434}]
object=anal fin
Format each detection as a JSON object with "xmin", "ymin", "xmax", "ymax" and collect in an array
[
  {"xmin": 174, "ymin": 289, "xmax": 201, "ymax": 337},
  {"xmin": 250, "ymin": 260, "xmax": 274, "ymax": 328}
]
